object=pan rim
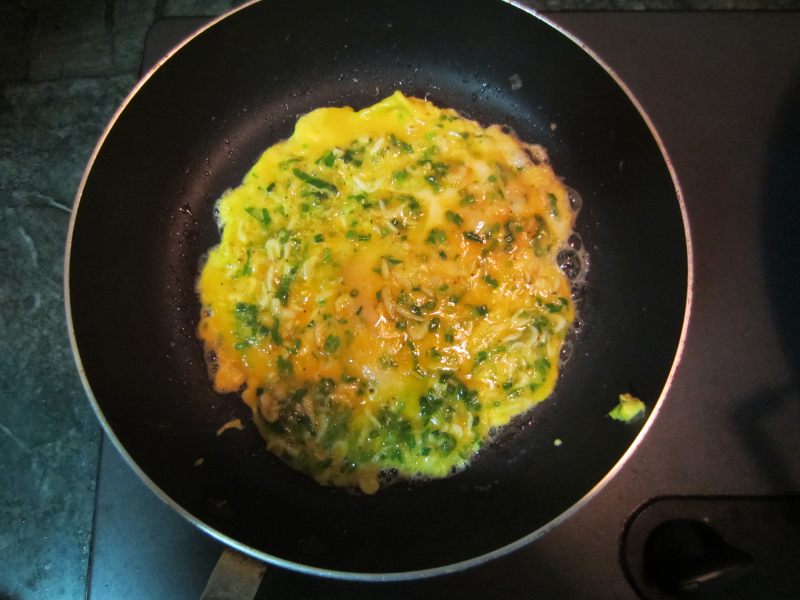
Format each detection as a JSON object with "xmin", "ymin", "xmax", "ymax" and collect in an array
[{"xmin": 63, "ymin": 0, "xmax": 694, "ymax": 581}]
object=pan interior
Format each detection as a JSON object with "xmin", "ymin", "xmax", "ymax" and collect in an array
[{"xmin": 68, "ymin": 0, "xmax": 687, "ymax": 576}]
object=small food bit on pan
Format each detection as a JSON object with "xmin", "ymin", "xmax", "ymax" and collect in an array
[
  {"xmin": 608, "ymin": 393, "xmax": 646, "ymax": 423},
  {"xmin": 216, "ymin": 418, "xmax": 244, "ymax": 436},
  {"xmin": 197, "ymin": 92, "xmax": 578, "ymax": 494}
]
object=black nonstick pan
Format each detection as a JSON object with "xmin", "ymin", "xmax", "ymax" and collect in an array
[{"xmin": 66, "ymin": 0, "xmax": 690, "ymax": 580}]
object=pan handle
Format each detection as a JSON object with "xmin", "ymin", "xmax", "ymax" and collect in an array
[{"xmin": 200, "ymin": 548, "xmax": 268, "ymax": 600}]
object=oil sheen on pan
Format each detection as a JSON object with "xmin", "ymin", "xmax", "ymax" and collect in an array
[{"xmin": 197, "ymin": 92, "xmax": 578, "ymax": 494}]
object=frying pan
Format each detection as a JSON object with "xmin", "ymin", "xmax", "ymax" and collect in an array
[{"xmin": 65, "ymin": 0, "xmax": 690, "ymax": 580}]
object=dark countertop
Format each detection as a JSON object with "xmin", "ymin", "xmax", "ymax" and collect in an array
[{"xmin": 2, "ymin": 1, "xmax": 800, "ymax": 599}]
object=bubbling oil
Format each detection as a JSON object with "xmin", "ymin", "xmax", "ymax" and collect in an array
[{"xmin": 555, "ymin": 186, "xmax": 588, "ymax": 366}]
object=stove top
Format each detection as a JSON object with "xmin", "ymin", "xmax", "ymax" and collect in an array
[{"xmin": 87, "ymin": 11, "xmax": 800, "ymax": 599}]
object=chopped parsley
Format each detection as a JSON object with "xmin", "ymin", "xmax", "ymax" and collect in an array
[
  {"xmin": 276, "ymin": 265, "xmax": 299, "ymax": 306},
  {"xmin": 426, "ymin": 228, "xmax": 447, "ymax": 245},
  {"xmin": 445, "ymin": 211, "xmax": 463, "ymax": 227},
  {"xmin": 324, "ymin": 335, "xmax": 340, "ymax": 353}
]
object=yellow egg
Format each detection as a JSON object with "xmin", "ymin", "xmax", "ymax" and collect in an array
[{"xmin": 197, "ymin": 92, "xmax": 575, "ymax": 494}]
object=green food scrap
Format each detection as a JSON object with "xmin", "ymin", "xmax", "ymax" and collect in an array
[{"xmin": 608, "ymin": 393, "xmax": 646, "ymax": 423}]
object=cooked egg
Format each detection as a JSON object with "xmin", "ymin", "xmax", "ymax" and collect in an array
[{"xmin": 197, "ymin": 91, "xmax": 576, "ymax": 494}]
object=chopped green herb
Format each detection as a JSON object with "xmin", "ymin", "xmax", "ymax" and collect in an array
[
  {"xmin": 445, "ymin": 211, "xmax": 463, "ymax": 227},
  {"xmin": 532, "ymin": 315, "xmax": 549, "ymax": 329},
  {"xmin": 346, "ymin": 230, "xmax": 372, "ymax": 242},
  {"xmin": 244, "ymin": 206, "xmax": 272, "ymax": 229},
  {"xmin": 406, "ymin": 340, "xmax": 425, "ymax": 377},
  {"xmin": 276, "ymin": 265, "xmax": 299, "ymax": 306},
  {"xmin": 426, "ymin": 228, "xmax": 447, "ymax": 245},
  {"xmin": 270, "ymin": 318, "xmax": 282, "ymax": 345},
  {"xmin": 420, "ymin": 159, "xmax": 449, "ymax": 176},
  {"xmin": 475, "ymin": 304, "xmax": 489, "ymax": 317},
  {"xmin": 547, "ymin": 192, "xmax": 559, "ymax": 217},
  {"xmin": 321, "ymin": 151, "xmax": 336, "ymax": 167},
  {"xmin": 235, "ymin": 302, "xmax": 267, "ymax": 337},
  {"xmin": 393, "ymin": 170, "xmax": 409, "ymax": 182},
  {"xmin": 431, "ymin": 430, "xmax": 456, "ymax": 455},
  {"xmin": 405, "ymin": 195, "xmax": 422, "ymax": 215},
  {"xmin": 389, "ymin": 134, "xmax": 413, "ymax": 153},
  {"xmin": 292, "ymin": 168, "xmax": 338, "ymax": 192},
  {"xmin": 544, "ymin": 298, "xmax": 568, "ymax": 313},
  {"xmin": 276, "ymin": 355, "xmax": 293, "ymax": 376},
  {"xmin": 533, "ymin": 214, "xmax": 551, "ymax": 256},
  {"xmin": 342, "ymin": 148, "xmax": 362, "ymax": 166},
  {"xmin": 236, "ymin": 247, "xmax": 252, "ymax": 277},
  {"xmin": 419, "ymin": 391, "xmax": 443, "ymax": 424},
  {"xmin": 428, "ymin": 317, "xmax": 441, "ymax": 332},
  {"xmin": 424, "ymin": 175, "xmax": 439, "ymax": 190},
  {"xmin": 279, "ymin": 157, "xmax": 301, "ymax": 169},
  {"xmin": 379, "ymin": 354, "xmax": 398, "ymax": 369},
  {"xmin": 483, "ymin": 275, "xmax": 499, "ymax": 288},
  {"xmin": 324, "ymin": 335, "xmax": 340, "ymax": 353}
]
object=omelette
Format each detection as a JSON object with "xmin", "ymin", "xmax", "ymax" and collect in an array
[{"xmin": 197, "ymin": 92, "xmax": 576, "ymax": 494}]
